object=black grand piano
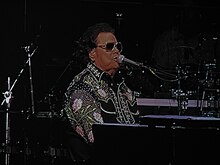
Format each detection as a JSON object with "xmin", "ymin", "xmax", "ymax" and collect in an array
[{"xmin": 92, "ymin": 97, "xmax": 220, "ymax": 165}]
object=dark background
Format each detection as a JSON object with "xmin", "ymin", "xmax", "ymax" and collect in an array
[{"xmin": 1, "ymin": 0, "xmax": 220, "ymax": 164}]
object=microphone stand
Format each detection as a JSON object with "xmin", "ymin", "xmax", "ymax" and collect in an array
[
  {"xmin": 121, "ymin": 57, "xmax": 188, "ymax": 115},
  {"xmin": 1, "ymin": 45, "xmax": 38, "ymax": 165},
  {"xmin": 25, "ymin": 45, "xmax": 37, "ymax": 115},
  {"xmin": 134, "ymin": 61, "xmax": 177, "ymax": 81},
  {"xmin": 2, "ymin": 77, "xmax": 12, "ymax": 165}
]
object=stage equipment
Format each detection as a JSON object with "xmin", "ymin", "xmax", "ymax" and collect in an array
[
  {"xmin": 92, "ymin": 118, "xmax": 220, "ymax": 165},
  {"xmin": 118, "ymin": 54, "xmax": 193, "ymax": 114},
  {"xmin": 1, "ymin": 44, "xmax": 38, "ymax": 165},
  {"xmin": 154, "ymin": 60, "xmax": 219, "ymax": 117},
  {"xmin": 137, "ymin": 98, "xmax": 217, "ymax": 108},
  {"xmin": 24, "ymin": 111, "xmax": 69, "ymax": 165},
  {"xmin": 194, "ymin": 61, "xmax": 220, "ymax": 117},
  {"xmin": 1, "ymin": 77, "xmax": 12, "ymax": 165},
  {"xmin": 22, "ymin": 44, "xmax": 38, "ymax": 115},
  {"xmin": 119, "ymin": 54, "xmax": 220, "ymax": 117}
]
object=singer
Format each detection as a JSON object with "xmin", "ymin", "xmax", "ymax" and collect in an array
[{"xmin": 61, "ymin": 22, "xmax": 140, "ymax": 164}]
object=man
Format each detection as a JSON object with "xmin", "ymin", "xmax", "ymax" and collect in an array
[{"xmin": 62, "ymin": 22, "xmax": 139, "ymax": 164}]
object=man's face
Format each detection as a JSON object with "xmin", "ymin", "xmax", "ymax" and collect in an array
[{"xmin": 89, "ymin": 32, "xmax": 121, "ymax": 77}]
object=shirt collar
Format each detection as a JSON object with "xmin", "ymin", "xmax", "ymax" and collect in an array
[{"xmin": 87, "ymin": 62, "xmax": 113, "ymax": 84}]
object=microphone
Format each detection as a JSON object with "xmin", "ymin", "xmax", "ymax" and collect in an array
[
  {"xmin": 21, "ymin": 43, "xmax": 35, "ymax": 52},
  {"xmin": 117, "ymin": 55, "xmax": 143, "ymax": 67}
]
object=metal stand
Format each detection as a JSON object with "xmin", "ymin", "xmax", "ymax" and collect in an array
[
  {"xmin": 200, "ymin": 62, "xmax": 216, "ymax": 117},
  {"xmin": 26, "ymin": 45, "xmax": 36, "ymax": 115},
  {"xmin": 172, "ymin": 65, "xmax": 188, "ymax": 115},
  {"xmin": 2, "ymin": 77, "xmax": 12, "ymax": 165},
  {"xmin": 1, "ymin": 45, "xmax": 38, "ymax": 165}
]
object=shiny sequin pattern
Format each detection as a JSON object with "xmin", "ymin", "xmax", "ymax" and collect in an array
[{"xmin": 63, "ymin": 63, "xmax": 139, "ymax": 143}]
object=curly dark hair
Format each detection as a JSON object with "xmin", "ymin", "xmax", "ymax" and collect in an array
[{"xmin": 72, "ymin": 22, "xmax": 115, "ymax": 69}]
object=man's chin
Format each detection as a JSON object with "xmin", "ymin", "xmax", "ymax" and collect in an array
[{"xmin": 107, "ymin": 68, "xmax": 118, "ymax": 77}]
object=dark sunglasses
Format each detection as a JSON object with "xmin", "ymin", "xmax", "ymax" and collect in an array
[{"xmin": 97, "ymin": 42, "xmax": 123, "ymax": 53}]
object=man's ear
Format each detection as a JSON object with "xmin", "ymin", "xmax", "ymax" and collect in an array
[{"xmin": 89, "ymin": 49, "xmax": 96, "ymax": 62}]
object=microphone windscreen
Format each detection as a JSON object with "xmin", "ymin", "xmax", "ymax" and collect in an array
[{"xmin": 117, "ymin": 55, "xmax": 124, "ymax": 63}]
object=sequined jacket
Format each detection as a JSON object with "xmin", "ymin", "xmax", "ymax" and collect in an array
[{"xmin": 63, "ymin": 62, "xmax": 139, "ymax": 143}]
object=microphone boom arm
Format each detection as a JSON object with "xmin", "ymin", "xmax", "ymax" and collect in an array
[{"xmin": 118, "ymin": 54, "xmax": 177, "ymax": 82}]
